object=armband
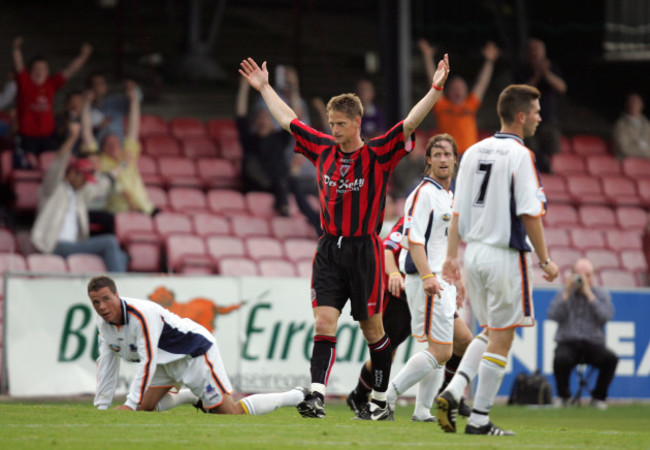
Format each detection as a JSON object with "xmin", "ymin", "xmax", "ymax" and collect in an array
[
  {"xmin": 389, "ymin": 272, "xmax": 401, "ymax": 277},
  {"xmin": 422, "ymin": 273, "xmax": 436, "ymax": 280},
  {"xmin": 432, "ymin": 84, "xmax": 444, "ymax": 91}
]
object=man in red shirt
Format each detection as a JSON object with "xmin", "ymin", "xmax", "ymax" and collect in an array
[
  {"xmin": 12, "ymin": 36, "xmax": 92, "ymax": 168},
  {"xmin": 239, "ymin": 54, "xmax": 450, "ymax": 421}
]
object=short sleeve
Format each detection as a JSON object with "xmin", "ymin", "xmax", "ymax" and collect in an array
[{"xmin": 514, "ymin": 150, "xmax": 546, "ymax": 217}]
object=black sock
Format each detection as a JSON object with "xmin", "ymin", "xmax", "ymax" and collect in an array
[
  {"xmin": 368, "ymin": 335, "xmax": 391, "ymax": 394},
  {"xmin": 310, "ymin": 335, "xmax": 337, "ymax": 385},
  {"xmin": 353, "ymin": 363, "xmax": 373, "ymax": 397},
  {"xmin": 440, "ymin": 353, "xmax": 462, "ymax": 393}
]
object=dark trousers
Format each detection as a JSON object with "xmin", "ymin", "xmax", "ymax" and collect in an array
[{"xmin": 553, "ymin": 339, "xmax": 618, "ymax": 401}]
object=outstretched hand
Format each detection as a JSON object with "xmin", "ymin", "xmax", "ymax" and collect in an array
[
  {"xmin": 432, "ymin": 53, "xmax": 450, "ymax": 89},
  {"xmin": 239, "ymin": 58, "xmax": 269, "ymax": 92}
]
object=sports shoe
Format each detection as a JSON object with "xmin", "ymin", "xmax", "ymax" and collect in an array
[
  {"xmin": 411, "ymin": 414, "xmax": 437, "ymax": 423},
  {"xmin": 436, "ymin": 390, "xmax": 459, "ymax": 433},
  {"xmin": 297, "ymin": 392, "xmax": 326, "ymax": 418},
  {"xmin": 346, "ymin": 390, "xmax": 368, "ymax": 415},
  {"xmin": 458, "ymin": 398, "xmax": 471, "ymax": 417},
  {"xmin": 353, "ymin": 402, "xmax": 394, "ymax": 421},
  {"xmin": 295, "ymin": 386, "xmax": 310, "ymax": 398},
  {"xmin": 193, "ymin": 399, "xmax": 207, "ymax": 413},
  {"xmin": 590, "ymin": 399, "xmax": 607, "ymax": 410},
  {"xmin": 465, "ymin": 421, "xmax": 516, "ymax": 436}
]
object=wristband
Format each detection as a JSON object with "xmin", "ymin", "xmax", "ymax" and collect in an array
[
  {"xmin": 389, "ymin": 271, "xmax": 401, "ymax": 277},
  {"xmin": 539, "ymin": 258, "xmax": 551, "ymax": 268},
  {"xmin": 432, "ymin": 84, "xmax": 443, "ymax": 91},
  {"xmin": 422, "ymin": 273, "xmax": 436, "ymax": 280}
]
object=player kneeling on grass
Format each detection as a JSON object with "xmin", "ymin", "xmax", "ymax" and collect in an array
[{"xmin": 89, "ymin": 275, "xmax": 306, "ymax": 414}]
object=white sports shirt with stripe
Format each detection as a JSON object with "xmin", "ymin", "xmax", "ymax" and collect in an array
[
  {"xmin": 453, "ymin": 132, "xmax": 546, "ymax": 250},
  {"xmin": 399, "ymin": 176, "xmax": 454, "ymax": 274},
  {"xmin": 94, "ymin": 297, "xmax": 215, "ymax": 410}
]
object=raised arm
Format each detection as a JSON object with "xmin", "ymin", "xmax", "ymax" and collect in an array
[
  {"xmin": 12, "ymin": 37, "xmax": 24, "ymax": 73},
  {"xmin": 61, "ymin": 43, "xmax": 93, "ymax": 80},
  {"xmin": 235, "ymin": 77, "xmax": 250, "ymax": 118},
  {"xmin": 239, "ymin": 58, "xmax": 297, "ymax": 132},
  {"xmin": 125, "ymin": 81, "xmax": 140, "ymax": 141},
  {"xmin": 472, "ymin": 41, "xmax": 500, "ymax": 102},
  {"xmin": 403, "ymin": 53, "xmax": 450, "ymax": 138},
  {"xmin": 81, "ymin": 90, "xmax": 98, "ymax": 150},
  {"xmin": 417, "ymin": 39, "xmax": 437, "ymax": 84}
]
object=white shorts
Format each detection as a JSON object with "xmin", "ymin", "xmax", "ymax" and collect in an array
[
  {"xmin": 150, "ymin": 344, "xmax": 233, "ymax": 409},
  {"xmin": 404, "ymin": 273, "xmax": 456, "ymax": 344},
  {"xmin": 464, "ymin": 242, "xmax": 534, "ymax": 330}
]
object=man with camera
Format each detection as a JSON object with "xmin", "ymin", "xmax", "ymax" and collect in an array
[{"xmin": 547, "ymin": 258, "xmax": 618, "ymax": 409}]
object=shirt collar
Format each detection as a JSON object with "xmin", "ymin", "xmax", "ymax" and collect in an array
[
  {"xmin": 422, "ymin": 176, "xmax": 444, "ymax": 190},
  {"xmin": 494, "ymin": 132, "xmax": 524, "ymax": 145}
]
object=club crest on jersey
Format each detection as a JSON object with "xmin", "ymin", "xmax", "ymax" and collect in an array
[
  {"xmin": 404, "ymin": 216, "xmax": 414, "ymax": 229},
  {"xmin": 206, "ymin": 384, "xmax": 215, "ymax": 394},
  {"xmin": 339, "ymin": 164, "xmax": 351, "ymax": 177},
  {"xmin": 442, "ymin": 213, "xmax": 452, "ymax": 222},
  {"xmin": 109, "ymin": 344, "xmax": 120, "ymax": 352},
  {"xmin": 389, "ymin": 231, "xmax": 402, "ymax": 243},
  {"xmin": 129, "ymin": 344, "xmax": 137, "ymax": 352},
  {"xmin": 536, "ymin": 186, "xmax": 547, "ymax": 202}
]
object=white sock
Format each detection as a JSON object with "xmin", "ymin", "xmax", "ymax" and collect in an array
[
  {"xmin": 388, "ymin": 350, "xmax": 441, "ymax": 405},
  {"xmin": 445, "ymin": 334, "xmax": 488, "ymax": 401},
  {"xmin": 413, "ymin": 366, "xmax": 444, "ymax": 419},
  {"xmin": 310, "ymin": 383, "xmax": 326, "ymax": 398},
  {"xmin": 156, "ymin": 389, "xmax": 198, "ymax": 411},
  {"xmin": 469, "ymin": 352, "xmax": 508, "ymax": 427},
  {"xmin": 240, "ymin": 388, "xmax": 305, "ymax": 415}
]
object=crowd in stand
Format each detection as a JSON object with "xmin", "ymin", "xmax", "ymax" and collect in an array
[{"xmin": 0, "ymin": 36, "xmax": 649, "ymax": 287}]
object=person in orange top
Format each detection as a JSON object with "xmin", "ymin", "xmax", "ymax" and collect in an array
[
  {"xmin": 148, "ymin": 286, "xmax": 244, "ymax": 333},
  {"xmin": 418, "ymin": 40, "xmax": 500, "ymax": 156}
]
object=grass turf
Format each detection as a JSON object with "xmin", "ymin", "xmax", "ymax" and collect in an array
[{"xmin": 1, "ymin": 399, "xmax": 649, "ymax": 449}]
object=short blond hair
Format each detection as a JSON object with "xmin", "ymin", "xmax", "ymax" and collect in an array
[{"xmin": 326, "ymin": 93, "xmax": 364, "ymax": 120}]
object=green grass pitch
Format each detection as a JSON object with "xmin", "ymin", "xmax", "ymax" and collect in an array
[{"xmin": 1, "ymin": 399, "xmax": 649, "ymax": 449}]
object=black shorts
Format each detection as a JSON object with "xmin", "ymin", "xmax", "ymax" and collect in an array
[
  {"xmin": 311, "ymin": 233, "xmax": 384, "ymax": 321},
  {"xmin": 382, "ymin": 291, "xmax": 411, "ymax": 350}
]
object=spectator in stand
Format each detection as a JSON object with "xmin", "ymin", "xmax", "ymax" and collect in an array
[
  {"xmin": 86, "ymin": 71, "xmax": 143, "ymax": 142},
  {"xmin": 613, "ymin": 92, "xmax": 650, "ymax": 160},
  {"xmin": 12, "ymin": 36, "xmax": 92, "ymax": 168},
  {"xmin": 514, "ymin": 38, "xmax": 567, "ymax": 173},
  {"xmin": 547, "ymin": 258, "xmax": 618, "ymax": 410},
  {"xmin": 419, "ymin": 39, "xmax": 500, "ymax": 157},
  {"xmin": 55, "ymin": 90, "xmax": 83, "ymax": 155},
  {"xmin": 356, "ymin": 79, "xmax": 387, "ymax": 140},
  {"xmin": 81, "ymin": 82, "xmax": 157, "ymax": 217},
  {"xmin": 31, "ymin": 122, "xmax": 127, "ymax": 272}
]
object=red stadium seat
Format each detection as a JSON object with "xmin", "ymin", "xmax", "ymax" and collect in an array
[
  {"xmin": 559, "ymin": 135, "xmax": 573, "ymax": 154},
  {"xmin": 143, "ymin": 135, "xmax": 182, "ymax": 157},
  {"xmin": 551, "ymin": 248, "xmax": 583, "ymax": 272},
  {"xmin": 139, "ymin": 114, "xmax": 169, "ymax": 137},
  {"xmin": 67, "ymin": 254, "xmax": 107, "ymax": 273},
  {"xmin": 621, "ymin": 157, "xmax": 650, "ymax": 179},
  {"xmin": 636, "ymin": 179, "xmax": 650, "ymax": 208},
  {"xmin": 569, "ymin": 229, "xmax": 606, "ymax": 250},
  {"xmin": 604, "ymin": 229, "xmax": 642, "ymax": 252},
  {"xmin": 197, "ymin": 158, "xmax": 241, "ymax": 190},
  {"xmin": 207, "ymin": 189, "xmax": 247, "ymax": 215},
  {"xmin": 181, "ymin": 136, "xmax": 219, "ymax": 159},
  {"xmin": 245, "ymin": 236, "xmax": 285, "ymax": 261},
  {"xmin": 586, "ymin": 155, "xmax": 621, "ymax": 177},
  {"xmin": 0, "ymin": 229, "xmax": 16, "ymax": 253},
  {"xmin": 207, "ymin": 118, "xmax": 238, "ymax": 140},
  {"xmin": 145, "ymin": 185, "xmax": 170, "ymax": 211},
  {"xmin": 38, "ymin": 151, "xmax": 57, "ymax": 173},
  {"xmin": 295, "ymin": 258, "xmax": 313, "ymax": 278},
  {"xmin": 167, "ymin": 187, "xmax": 207, "ymax": 214},
  {"xmin": 571, "ymin": 135, "xmax": 608, "ymax": 156},
  {"xmin": 284, "ymin": 238, "xmax": 317, "ymax": 263},
  {"xmin": 245, "ymin": 192, "xmax": 277, "ymax": 217},
  {"xmin": 13, "ymin": 180, "xmax": 40, "ymax": 213},
  {"xmin": 192, "ymin": 213, "xmax": 231, "ymax": 238},
  {"xmin": 271, "ymin": 216, "xmax": 317, "ymax": 240},
  {"xmin": 551, "ymin": 154, "xmax": 586, "ymax": 176},
  {"xmin": 230, "ymin": 216, "xmax": 271, "ymax": 238},
  {"xmin": 206, "ymin": 235, "xmax": 246, "ymax": 261},
  {"xmin": 540, "ymin": 174, "xmax": 571, "ymax": 204},
  {"xmin": 584, "ymin": 249, "xmax": 621, "ymax": 270},
  {"xmin": 165, "ymin": 234, "xmax": 214, "ymax": 273},
  {"xmin": 158, "ymin": 156, "xmax": 201, "ymax": 189},
  {"xmin": 26, "ymin": 253, "xmax": 67, "ymax": 273},
  {"xmin": 215, "ymin": 136, "xmax": 244, "ymax": 162},
  {"xmin": 170, "ymin": 117, "xmax": 207, "ymax": 138},
  {"xmin": 545, "ymin": 228, "xmax": 570, "ymax": 249},
  {"xmin": 137, "ymin": 154, "xmax": 164, "ymax": 187},
  {"xmin": 599, "ymin": 269, "xmax": 638, "ymax": 288},
  {"xmin": 578, "ymin": 205, "xmax": 617, "ymax": 229},
  {"xmin": 154, "ymin": 212, "xmax": 193, "ymax": 238},
  {"xmin": 620, "ymin": 249, "xmax": 647, "ymax": 273},
  {"xmin": 258, "ymin": 257, "xmax": 296, "ymax": 277},
  {"xmin": 114, "ymin": 212, "xmax": 158, "ymax": 245},
  {"xmin": 543, "ymin": 204, "xmax": 579, "ymax": 228},
  {"xmin": 566, "ymin": 175, "xmax": 607, "ymax": 205},
  {"xmin": 218, "ymin": 256, "xmax": 259, "ymax": 276},
  {"xmin": 127, "ymin": 242, "xmax": 161, "ymax": 272},
  {"xmin": 615, "ymin": 206, "xmax": 648, "ymax": 231},
  {"xmin": 601, "ymin": 176, "xmax": 641, "ymax": 207}
]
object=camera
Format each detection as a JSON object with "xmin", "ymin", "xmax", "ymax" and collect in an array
[{"xmin": 572, "ymin": 274, "xmax": 583, "ymax": 288}]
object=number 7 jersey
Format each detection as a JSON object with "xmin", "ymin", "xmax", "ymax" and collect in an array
[{"xmin": 453, "ymin": 132, "xmax": 547, "ymax": 251}]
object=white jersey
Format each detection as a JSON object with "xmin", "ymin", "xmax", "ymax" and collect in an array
[
  {"xmin": 399, "ymin": 176, "xmax": 454, "ymax": 274},
  {"xmin": 453, "ymin": 133, "xmax": 546, "ymax": 251},
  {"xmin": 94, "ymin": 297, "xmax": 216, "ymax": 410}
]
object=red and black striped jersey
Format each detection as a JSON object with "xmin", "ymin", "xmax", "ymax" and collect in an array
[{"xmin": 290, "ymin": 119, "xmax": 413, "ymax": 237}]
